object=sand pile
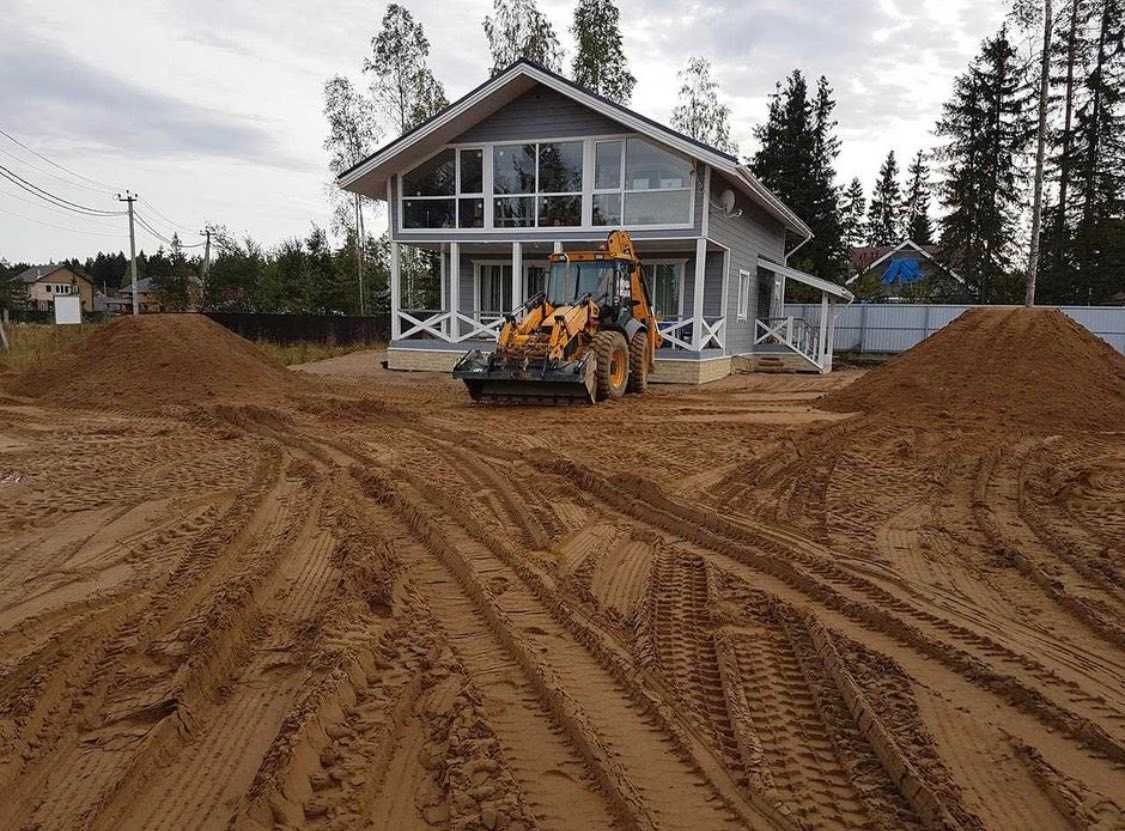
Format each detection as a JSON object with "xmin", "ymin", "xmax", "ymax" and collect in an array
[
  {"xmin": 8, "ymin": 314, "xmax": 301, "ymax": 411},
  {"xmin": 820, "ymin": 307, "xmax": 1125, "ymax": 431}
]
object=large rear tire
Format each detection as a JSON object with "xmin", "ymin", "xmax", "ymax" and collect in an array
[
  {"xmin": 627, "ymin": 330, "xmax": 649, "ymax": 394},
  {"xmin": 593, "ymin": 331, "xmax": 629, "ymax": 401}
]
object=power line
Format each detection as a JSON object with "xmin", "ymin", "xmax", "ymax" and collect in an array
[
  {"xmin": 139, "ymin": 197, "xmax": 197, "ymax": 232},
  {"xmin": 0, "ymin": 164, "xmax": 125, "ymax": 216},
  {"xmin": 0, "ymin": 180, "xmax": 123, "ymax": 225},
  {"xmin": 0, "ymin": 204, "xmax": 125, "ymax": 238},
  {"xmin": 133, "ymin": 211, "xmax": 177, "ymax": 246},
  {"xmin": 0, "ymin": 125, "xmax": 122, "ymax": 191},
  {"xmin": 0, "ymin": 143, "xmax": 115, "ymax": 198}
]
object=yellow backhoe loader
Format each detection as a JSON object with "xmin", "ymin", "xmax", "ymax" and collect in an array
[{"xmin": 452, "ymin": 230, "xmax": 661, "ymax": 404}]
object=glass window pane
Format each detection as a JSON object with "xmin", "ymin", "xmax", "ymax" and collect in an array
[
  {"xmin": 480, "ymin": 265, "xmax": 512, "ymax": 313},
  {"xmin": 493, "ymin": 144, "xmax": 536, "ymax": 194},
  {"xmin": 595, "ymin": 141, "xmax": 622, "ymax": 189},
  {"xmin": 623, "ymin": 189, "xmax": 691, "ymax": 225},
  {"xmin": 538, "ymin": 195, "xmax": 581, "ymax": 227},
  {"xmin": 458, "ymin": 197, "xmax": 484, "ymax": 228},
  {"xmin": 537, "ymin": 141, "xmax": 583, "ymax": 193},
  {"xmin": 592, "ymin": 193, "xmax": 622, "ymax": 226},
  {"xmin": 403, "ymin": 148, "xmax": 455, "ymax": 196},
  {"xmin": 644, "ymin": 263, "xmax": 681, "ymax": 319},
  {"xmin": 403, "ymin": 198, "xmax": 455, "ymax": 228},
  {"xmin": 459, "ymin": 149, "xmax": 483, "ymax": 194},
  {"xmin": 525, "ymin": 266, "xmax": 547, "ymax": 298},
  {"xmin": 494, "ymin": 196, "xmax": 535, "ymax": 227},
  {"xmin": 625, "ymin": 139, "xmax": 691, "ymax": 190}
]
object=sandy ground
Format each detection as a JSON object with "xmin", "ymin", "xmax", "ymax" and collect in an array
[{"xmin": 1, "ymin": 314, "xmax": 1123, "ymax": 831}]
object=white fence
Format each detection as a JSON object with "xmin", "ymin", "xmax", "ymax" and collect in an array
[{"xmin": 784, "ymin": 303, "xmax": 1125, "ymax": 355}]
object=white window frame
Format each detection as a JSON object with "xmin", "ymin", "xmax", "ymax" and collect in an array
[
  {"xmin": 492, "ymin": 140, "xmax": 584, "ymax": 230},
  {"xmin": 642, "ymin": 258, "xmax": 688, "ymax": 321},
  {"xmin": 401, "ymin": 146, "xmax": 486, "ymax": 230},
  {"xmin": 396, "ymin": 133, "xmax": 697, "ymax": 236},
  {"xmin": 522, "ymin": 259, "xmax": 550, "ymax": 299},
  {"xmin": 737, "ymin": 269, "xmax": 751, "ymax": 320}
]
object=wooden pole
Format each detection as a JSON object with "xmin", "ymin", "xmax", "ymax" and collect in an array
[{"xmin": 1026, "ymin": 0, "xmax": 1053, "ymax": 307}]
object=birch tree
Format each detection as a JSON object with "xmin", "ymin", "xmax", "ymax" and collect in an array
[
  {"xmin": 483, "ymin": 0, "xmax": 563, "ymax": 76},
  {"xmin": 570, "ymin": 0, "xmax": 635, "ymax": 103},
  {"xmin": 364, "ymin": 4, "xmax": 448, "ymax": 134},
  {"xmin": 670, "ymin": 57, "xmax": 737, "ymax": 155}
]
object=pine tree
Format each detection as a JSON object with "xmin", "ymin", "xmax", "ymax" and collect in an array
[
  {"xmin": 839, "ymin": 178, "xmax": 867, "ymax": 249},
  {"xmin": 670, "ymin": 57, "xmax": 738, "ymax": 155},
  {"xmin": 483, "ymin": 0, "xmax": 563, "ymax": 76},
  {"xmin": 364, "ymin": 4, "xmax": 448, "ymax": 134},
  {"xmin": 750, "ymin": 71, "xmax": 848, "ymax": 280},
  {"xmin": 935, "ymin": 28, "xmax": 1034, "ymax": 303},
  {"xmin": 867, "ymin": 150, "xmax": 902, "ymax": 246},
  {"xmin": 570, "ymin": 0, "xmax": 635, "ymax": 103},
  {"xmin": 903, "ymin": 150, "xmax": 934, "ymax": 244},
  {"xmin": 1069, "ymin": 0, "xmax": 1125, "ymax": 303}
]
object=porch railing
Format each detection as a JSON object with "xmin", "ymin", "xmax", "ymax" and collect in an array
[
  {"xmin": 658, "ymin": 316, "xmax": 725, "ymax": 350},
  {"xmin": 755, "ymin": 316, "xmax": 821, "ymax": 367}
]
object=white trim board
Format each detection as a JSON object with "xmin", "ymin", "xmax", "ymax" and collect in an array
[
  {"xmin": 845, "ymin": 239, "xmax": 965, "ymax": 286},
  {"xmin": 758, "ymin": 256, "xmax": 855, "ymax": 302}
]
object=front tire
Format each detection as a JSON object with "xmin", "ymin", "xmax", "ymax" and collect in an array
[
  {"xmin": 627, "ymin": 330, "xmax": 649, "ymax": 394},
  {"xmin": 593, "ymin": 331, "xmax": 629, "ymax": 400}
]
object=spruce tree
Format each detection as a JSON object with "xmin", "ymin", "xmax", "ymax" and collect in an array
[
  {"xmin": 670, "ymin": 57, "xmax": 737, "ymax": 154},
  {"xmin": 1070, "ymin": 0, "xmax": 1125, "ymax": 303},
  {"xmin": 903, "ymin": 150, "xmax": 934, "ymax": 244},
  {"xmin": 867, "ymin": 150, "xmax": 902, "ymax": 246},
  {"xmin": 570, "ymin": 0, "xmax": 635, "ymax": 103},
  {"xmin": 483, "ymin": 0, "xmax": 563, "ymax": 76},
  {"xmin": 364, "ymin": 4, "xmax": 448, "ymax": 134},
  {"xmin": 751, "ymin": 71, "xmax": 848, "ymax": 280},
  {"xmin": 935, "ymin": 28, "xmax": 1033, "ymax": 303},
  {"xmin": 839, "ymin": 178, "xmax": 867, "ymax": 250}
]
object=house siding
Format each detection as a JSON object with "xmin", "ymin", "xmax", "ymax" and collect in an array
[
  {"xmin": 706, "ymin": 172, "xmax": 787, "ymax": 356},
  {"xmin": 451, "ymin": 84, "xmax": 627, "ymax": 143}
]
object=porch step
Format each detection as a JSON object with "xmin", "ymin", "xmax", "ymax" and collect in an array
[{"xmin": 739, "ymin": 352, "xmax": 822, "ymax": 374}]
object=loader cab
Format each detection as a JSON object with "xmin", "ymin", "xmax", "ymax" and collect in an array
[{"xmin": 545, "ymin": 257, "xmax": 632, "ymax": 308}]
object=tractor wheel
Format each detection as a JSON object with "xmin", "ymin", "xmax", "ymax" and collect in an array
[
  {"xmin": 593, "ymin": 331, "xmax": 629, "ymax": 400},
  {"xmin": 627, "ymin": 330, "xmax": 649, "ymax": 394}
]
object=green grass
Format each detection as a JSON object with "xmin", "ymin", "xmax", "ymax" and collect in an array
[
  {"xmin": 253, "ymin": 340, "xmax": 384, "ymax": 367},
  {"xmin": 0, "ymin": 322, "xmax": 104, "ymax": 371}
]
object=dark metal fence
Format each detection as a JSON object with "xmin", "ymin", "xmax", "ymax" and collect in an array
[{"xmin": 203, "ymin": 312, "xmax": 391, "ymax": 345}]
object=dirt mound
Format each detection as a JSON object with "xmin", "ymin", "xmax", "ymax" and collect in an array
[
  {"xmin": 820, "ymin": 307, "xmax": 1125, "ymax": 431},
  {"xmin": 7, "ymin": 314, "xmax": 301, "ymax": 412}
]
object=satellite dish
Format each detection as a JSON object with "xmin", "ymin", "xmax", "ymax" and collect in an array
[{"xmin": 719, "ymin": 189, "xmax": 737, "ymax": 215}]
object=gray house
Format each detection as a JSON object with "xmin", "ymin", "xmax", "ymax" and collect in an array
[{"xmin": 338, "ymin": 60, "xmax": 852, "ymax": 382}]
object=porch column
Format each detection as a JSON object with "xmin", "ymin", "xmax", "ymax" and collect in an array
[
  {"xmin": 390, "ymin": 241, "xmax": 401, "ymax": 341},
  {"xmin": 449, "ymin": 242, "xmax": 460, "ymax": 341},
  {"xmin": 511, "ymin": 241, "xmax": 522, "ymax": 310},
  {"xmin": 691, "ymin": 237, "xmax": 707, "ymax": 349},
  {"xmin": 439, "ymin": 245, "xmax": 448, "ymax": 337},
  {"xmin": 818, "ymin": 293, "xmax": 830, "ymax": 368}
]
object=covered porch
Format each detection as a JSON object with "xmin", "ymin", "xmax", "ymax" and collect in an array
[
  {"xmin": 387, "ymin": 236, "xmax": 733, "ymax": 383},
  {"xmin": 748, "ymin": 257, "xmax": 855, "ymax": 373}
]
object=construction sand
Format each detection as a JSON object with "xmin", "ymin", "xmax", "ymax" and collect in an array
[{"xmin": 0, "ymin": 310, "xmax": 1122, "ymax": 830}]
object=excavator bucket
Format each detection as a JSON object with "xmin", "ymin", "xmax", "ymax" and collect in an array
[{"xmin": 453, "ymin": 349, "xmax": 597, "ymax": 405}]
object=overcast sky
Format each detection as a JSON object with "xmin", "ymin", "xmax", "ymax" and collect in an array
[{"xmin": 1, "ymin": 0, "xmax": 1007, "ymax": 264}]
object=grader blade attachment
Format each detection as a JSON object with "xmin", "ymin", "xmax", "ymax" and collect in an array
[{"xmin": 453, "ymin": 350, "xmax": 597, "ymax": 405}]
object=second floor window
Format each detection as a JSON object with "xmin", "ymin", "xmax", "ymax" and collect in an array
[
  {"xmin": 493, "ymin": 141, "xmax": 583, "ymax": 228},
  {"xmin": 401, "ymin": 136, "xmax": 694, "ymax": 231}
]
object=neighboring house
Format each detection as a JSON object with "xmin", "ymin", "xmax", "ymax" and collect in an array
[
  {"xmin": 846, "ymin": 240, "xmax": 966, "ymax": 303},
  {"xmin": 15, "ymin": 264, "xmax": 95, "ymax": 313},
  {"xmin": 104, "ymin": 277, "xmax": 164, "ymax": 314},
  {"xmin": 337, "ymin": 59, "xmax": 852, "ymax": 381}
]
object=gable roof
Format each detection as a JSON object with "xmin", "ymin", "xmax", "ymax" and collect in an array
[
  {"xmin": 14, "ymin": 264, "xmax": 91, "ymax": 285},
  {"xmin": 845, "ymin": 240, "xmax": 964, "ymax": 285},
  {"xmin": 337, "ymin": 59, "xmax": 812, "ymax": 239}
]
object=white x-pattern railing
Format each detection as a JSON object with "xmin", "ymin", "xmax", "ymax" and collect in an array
[
  {"xmin": 658, "ymin": 316, "xmax": 725, "ymax": 351},
  {"xmin": 755, "ymin": 316, "xmax": 822, "ymax": 368}
]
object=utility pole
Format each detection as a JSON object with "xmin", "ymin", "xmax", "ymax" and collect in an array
[
  {"xmin": 117, "ymin": 190, "xmax": 139, "ymax": 315},
  {"xmin": 200, "ymin": 226, "xmax": 213, "ymax": 304},
  {"xmin": 354, "ymin": 193, "xmax": 366, "ymax": 315},
  {"xmin": 1026, "ymin": 0, "xmax": 1053, "ymax": 307}
]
